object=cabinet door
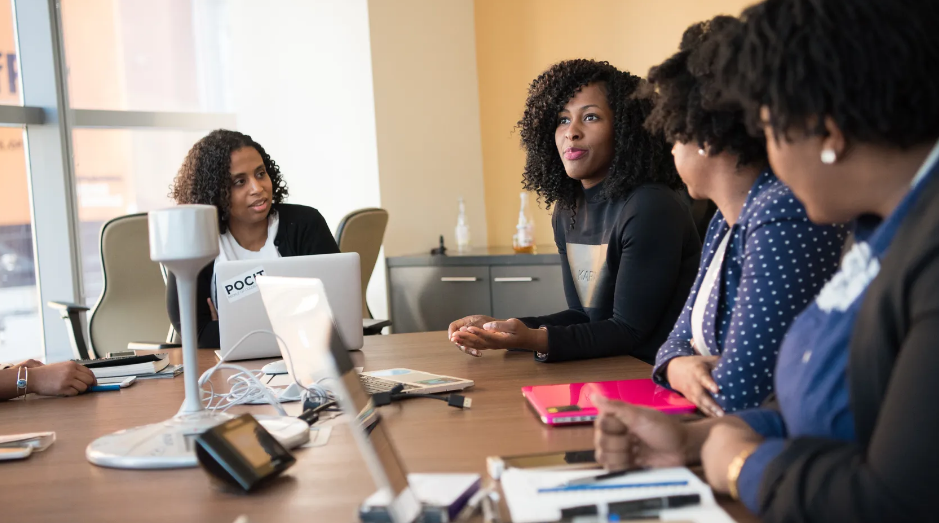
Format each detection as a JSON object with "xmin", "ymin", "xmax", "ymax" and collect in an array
[
  {"xmin": 389, "ymin": 266, "xmax": 491, "ymax": 333},
  {"xmin": 491, "ymin": 264, "xmax": 568, "ymax": 320}
]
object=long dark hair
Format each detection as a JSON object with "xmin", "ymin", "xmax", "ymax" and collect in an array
[
  {"xmin": 171, "ymin": 129, "xmax": 289, "ymax": 234},
  {"xmin": 517, "ymin": 59, "xmax": 682, "ymax": 214}
]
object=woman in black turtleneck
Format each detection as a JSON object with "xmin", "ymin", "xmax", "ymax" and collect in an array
[{"xmin": 448, "ymin": 59, "xmax": 701, "ymax": 363}]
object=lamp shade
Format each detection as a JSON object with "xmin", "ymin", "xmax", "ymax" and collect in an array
[{"xmin": 148, "ymin": 205, "xmax": 219, "ymax": 278}]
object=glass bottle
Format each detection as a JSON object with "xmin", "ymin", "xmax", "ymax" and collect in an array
[
  {"xmin": 455, "ymin": 196, "xmax": 470, "ymax": 253},
  {"xmin": 512, "ymin": 192, "xmax": 535, "ymax": 254}
]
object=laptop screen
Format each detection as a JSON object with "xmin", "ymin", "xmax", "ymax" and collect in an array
[{"xmin": 256, "ymin": 276, "xmax": 411, "ymax": 498}]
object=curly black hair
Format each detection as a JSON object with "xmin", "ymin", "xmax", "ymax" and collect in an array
[
  {"xmin": 716, "ymin": 0, "xmax": 939, "ymax": 148},
  {"xmin": 517, "ymin": 59, "xmax": 681, "ymax": 213},
  {"xmin": 171, "ymin": 129, "xmax": 288, "ymax": 234},
  {"xmin": 643, "ymin": 16, "xmax": 767, "ymax": 168}
]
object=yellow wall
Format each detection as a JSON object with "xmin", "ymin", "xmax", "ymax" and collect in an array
[
  {"xmin": 368, "ymin": 0, "xmax": 488, "ymax": 257},
  {"xmin": 474, "ymin": 0, "xmax": 757, "ymax": 247}
]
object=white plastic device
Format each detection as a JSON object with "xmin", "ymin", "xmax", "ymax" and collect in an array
[
  {"xmin": 96, "ymin": 376, "xmax": 137, "ymax": 387},
  {"xmin": 261, "ymin": 360, "xmax": 288, "ymax": 375},
  {"xmin": 0, "ymin": 446, "xmax": 33, "ymax": 461},
  {"xmin": 85, "ymin": 206, "xmax": 308, "ymax": 470}
]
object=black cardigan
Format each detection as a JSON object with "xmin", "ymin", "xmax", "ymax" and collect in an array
[
  {"xmin": 756, "ymin": 174, "xmax": 939, "ymax": 521},
  {"xmin": 165, "ymin": 203, "xmax": 340, "ymax": 348}
]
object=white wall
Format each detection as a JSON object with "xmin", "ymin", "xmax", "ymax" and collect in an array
[
  {"xmin": 367, "ymin": 0, "xmax": 488, "ymax": 257},
  {"xmin": 228, "ymin": 0, "xmax": 388, "ymax": 319}
]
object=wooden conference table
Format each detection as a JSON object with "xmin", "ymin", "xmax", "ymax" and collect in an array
[{"xmin": 0, "ymin": 332, "xmax": 755, "ymax": 523}]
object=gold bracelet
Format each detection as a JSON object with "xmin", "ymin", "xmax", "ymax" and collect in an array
[{"xmin": 727, "ymin": 446, "xmax": 757, "ymax": 500}]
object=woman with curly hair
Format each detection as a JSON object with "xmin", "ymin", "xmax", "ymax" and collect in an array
[
  {"xmin": 595, "ymin": 0, "xmax": 939, "ymax": 520},
  {"xmin": 644, "ymin": 16, "xmax": 847, "ymax": 416},
  {"xmin": 448, "ymin": 59, "xmax": 702, "ymax": 363},
  {"xmin": 165, "ymin": 129, "xmax": 338, "ymax": 348}
]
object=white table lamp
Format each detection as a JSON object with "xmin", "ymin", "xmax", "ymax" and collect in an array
[
  {"xmin": 86, "ymin": 205, "xmax": 306, "ymax": 469},
  {"xmin": 148, "ymin": 205, "xmax": 220, "ymax": 414}
]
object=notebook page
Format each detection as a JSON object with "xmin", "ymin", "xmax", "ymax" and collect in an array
[{"xmin": 501, "ymin": 467, "xmax": 734, "ymax": 523}]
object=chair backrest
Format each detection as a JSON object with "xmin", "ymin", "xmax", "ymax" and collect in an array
[
  {"xmin": 88, "ymin": 213, "xmax": 175, "ymax": 356},
  {"xmin": 334, "ymin": 208, "xmax": 389, "ymax": 319}
]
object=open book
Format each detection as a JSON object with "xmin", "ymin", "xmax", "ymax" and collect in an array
[{"xmin": 500, "ymin": 466, "xmax": 733, "ymax": 523}]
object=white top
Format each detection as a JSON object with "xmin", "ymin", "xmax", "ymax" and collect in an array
[
  {"xmin": 690, "ymin": 227, "xmax": 733, "ymax": 356},
  {"xmin": 211, "ymin": 214, "xmax": 281, "ymax": 307},
  {"xmin": 218, "ymin": 213, "xmax": 281, "ymax": 262}
]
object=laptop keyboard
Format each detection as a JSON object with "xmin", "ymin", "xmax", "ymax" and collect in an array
[{"xmin": 359, "ymin": 375, "xmax": 419, "ymax": 394}]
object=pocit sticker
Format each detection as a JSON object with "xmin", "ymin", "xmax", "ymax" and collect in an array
[{"xmin": 222, "ymin": 266, "xmax": 266, "ymax": 303}]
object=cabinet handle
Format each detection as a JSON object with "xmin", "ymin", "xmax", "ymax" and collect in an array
[
  {"xmin": 440, "ymin": 277, "xmax": 479, "ymax": 282},
  {"xmin": 494, "ymin": 277, "xmax": 535, "ymax": 283}
]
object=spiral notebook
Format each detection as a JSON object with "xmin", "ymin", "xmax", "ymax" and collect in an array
[{"xmin": 500, "ymin": 466, "xmax": 733, "ymax": 523}]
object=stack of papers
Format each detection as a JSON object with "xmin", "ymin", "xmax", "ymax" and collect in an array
[
  {"xmin": 83, "ymin": 353, "xmax": 170, "ymax": 379},
  {"xmin": 136, "ymin": 364, "xmax": 183, "ymax": 379},
  {"xmin": 500, "ymin": 466, "xmax": 733, "ymax": 523}
]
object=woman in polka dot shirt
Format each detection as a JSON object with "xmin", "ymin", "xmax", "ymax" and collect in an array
[{"xmin": 642, "ymin": 16, "xmax": 848, "ymax": 416}]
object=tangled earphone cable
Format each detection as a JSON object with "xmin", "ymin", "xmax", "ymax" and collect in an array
[{"xmin": 197, "ymin": 329, "xmax": 332, "ymax": 416}]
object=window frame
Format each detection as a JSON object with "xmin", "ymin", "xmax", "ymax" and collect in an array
[{"xmin": 5, "ymin": 0, "xmax": 235, "ymax": 361}]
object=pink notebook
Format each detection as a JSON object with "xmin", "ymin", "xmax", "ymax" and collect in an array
[{"xmin": 522, "ymin": 379, "xmax": 696, "ymax": 425}]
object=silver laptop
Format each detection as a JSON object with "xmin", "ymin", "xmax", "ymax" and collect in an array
[
  {"xmin": 258, "ymin": 275, "xmax": 473, "ymax": 397},
  {"xmin": 215, "ymin": 253, "xmax": 363, "ymax": 360},
  {"xmin": 257, "ymin": 275, "xmax": 421, "ymax": 522}
]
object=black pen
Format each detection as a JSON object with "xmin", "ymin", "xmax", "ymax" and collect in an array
[
  {"xmin": 560, "ymin": 494, "xmax": 700, "ymax": 521},
  {"xmin": 608, "ymin": 494, "xmax": 701, "ymax": 516},
  {"xmin": 562, "ymin": 468, "xmax": 642, "ymax": 487}
]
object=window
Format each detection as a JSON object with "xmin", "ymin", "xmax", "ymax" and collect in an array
[
  {"xmin": 73, "ymin": 128, "xmax": 207, "ymax": 305},
  {"xmin": 0, "ymin": 0, "xmax": 21, "ymax": 106},
  {"xmin": 59, "ymin": 0, "xmax": 235, "ymax": 307},
  {"xmin": 0, "ymin": 1, "xmax": 39, "ymax": 362},
  {"xmin": 60, "ymin": 0, "xmax": 232, "ymax": 113},
  {"xmin": 0, "ymin": 127, "xmax": 40, "ymax": 362}
]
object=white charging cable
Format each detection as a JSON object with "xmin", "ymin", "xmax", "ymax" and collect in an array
[{"xmin": 197, "ymin": 329, "xmax": 331, "ymax": 416}]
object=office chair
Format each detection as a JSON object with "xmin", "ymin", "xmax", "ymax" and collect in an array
[
  {"xmin": 49, "ymin": 213, "xmax": 180, "ymax": 359},
  {"xmin": 334, "ymin": 208, "xmax": 392, "ymax": 335}
]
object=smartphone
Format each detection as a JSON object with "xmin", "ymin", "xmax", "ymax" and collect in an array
[
  {"xmin": 0, "ymin": 446, "xmax": 33, "ymax": 461},
  {"xmin": 487, "ymin": 449, "xmax": 598, "ymax": 479},
  {"xmin": 0, "ymin": 432, "xmax": 55, "ymax": 452},
  {"xmin": 96, "ymin": 376, "xmax": 137, "ymax": 387}
]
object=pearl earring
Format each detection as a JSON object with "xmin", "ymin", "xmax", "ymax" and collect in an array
[
  {"xmin": 698, "ymin": 149, "xmax": 706, "ymax": 157},
  {"xmin": 821, "ymin": 149, "xmax": 837, "ymax": 164}
]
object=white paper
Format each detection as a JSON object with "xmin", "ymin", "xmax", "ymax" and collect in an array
[{"xmin": 501, "ymin": 467, "xmax": 734, "ymax": 523}]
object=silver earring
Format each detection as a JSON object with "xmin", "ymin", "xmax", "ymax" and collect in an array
[
  {"xmin": 698, "ymin": 149, "xmax": 706, "ymax": 157},
  {"xmin": 821, "ymin": 149, "xmax": 837, "ymax": 164}
]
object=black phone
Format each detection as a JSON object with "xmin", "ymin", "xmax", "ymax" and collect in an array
[
  {"xmin": 195, "ymin": 414, "xmax": 295, "ymax": 492},
  {"xmin": 487, "ymin": 449, "xmax": 598, "ymax": 479}
]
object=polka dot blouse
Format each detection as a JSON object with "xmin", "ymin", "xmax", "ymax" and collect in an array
[{"xmin": 652, "ymin": 171, "xmax": 849, "ymax": 412}]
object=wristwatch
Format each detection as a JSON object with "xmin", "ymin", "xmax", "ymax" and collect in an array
[
  {"xmin": 727, "ymin": 446, "xmax": 757, "ymax": 500},
  {"xmin": 15, "ymin": 366, "xmax": 28, "ymax": 397},
  {"xmin": 535, "ymin": 326, "xmax": 549, "ymax": 360}
]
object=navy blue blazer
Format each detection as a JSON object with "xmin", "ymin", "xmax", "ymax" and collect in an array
[{"xmin": 652, "ymin": 171, "xmax": 848, "ymax": 412}]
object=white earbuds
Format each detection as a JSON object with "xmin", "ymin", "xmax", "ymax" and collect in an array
[
  {"xmin": 821, "ymin": 149, "xmax": 837, "ymax": 164},
  {"xmin": 698, "ymin": 148, "xmax": 707, "ymax": 157}
]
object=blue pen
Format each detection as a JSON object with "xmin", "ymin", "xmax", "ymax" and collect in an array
[
  {"xmin": 537, "ymin": 480, "xmax": 688, "ymax": 494},
  {"xmin": 89, "ymin": 384, "xmax": 122, "ymax": 392}
]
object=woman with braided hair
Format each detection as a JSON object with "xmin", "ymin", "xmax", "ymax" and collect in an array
[{"xmin": 448, "ymin": 59, "xmax": 701, "ymax": 363}]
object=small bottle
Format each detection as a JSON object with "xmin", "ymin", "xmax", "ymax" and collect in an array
[
  {"xmin": 455, "ymin": 196, "xmax": 471, "ymax": 253},
  {"xmin": 513, "ymin": 192, "xmax": 536, "ymax": 254}
]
